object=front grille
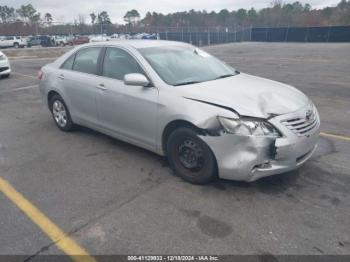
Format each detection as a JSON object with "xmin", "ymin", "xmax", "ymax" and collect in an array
[
  {"xmin": 281, "ymin": 107, "xmax": 319, "ymax": 136},
  {"xmin": 0, "ymin": 67, "xmax": 9, "ymax": 73}
]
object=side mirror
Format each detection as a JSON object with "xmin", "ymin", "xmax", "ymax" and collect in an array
[{"xmin": 124, "ymin": 73, "xmax": 150, "ymax": 87}]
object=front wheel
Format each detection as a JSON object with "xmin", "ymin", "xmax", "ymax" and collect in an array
[
  {"xmin": 49, "ymin": 94, "xmax": 75, "ymax": 131},
  {"xmin": 166, "ymin": 127, "xmax": 217, "ymax": 184}
]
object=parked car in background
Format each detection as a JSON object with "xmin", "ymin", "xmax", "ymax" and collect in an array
[
  {"xmin": 142, "ymin": 33, "xmax": 157, "ymax": 39},
  {"xmin": 27, "ymin": 36, "xmax": 41, "ymax": 47},
  {"xmin": 129, "ymin": 33, "xmax": 144, "ymax": 39},
  {"xmin": 67, "ymin": 36, "xmax": 90, "ymax": 45},
  {"xmin": 38, "ymin": 40, "xmax": 320, "ymax": 184},
  {"xmin": 53, "ymin": 36, "xmax": 70, "ymax": 47},
  {"xmin": 129, "ymin": 33, "xmax": 157, "ymax": 40},
  {"xmin": 0, "ymin": 51, "xmax": 11, "ymax": 78},
  {"xmin": 117, "ymin": 34, "xmax": 129, "ymax": 40},
  {"xmin": 27, "ymin": 36, "xmax": 55, "ymax": 47},
  {"xmin": 89, "ymin": 35, "xmax": 111, "ymax": 42},
  {"xmin": 0, "ymin": 36, "xmax": 27, "ymax": 48},
  {"xmin": 110, "ymin": 34, "xmax": 119, "ymax": 39}
]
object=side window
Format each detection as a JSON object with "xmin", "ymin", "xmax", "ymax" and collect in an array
[
  {"xmin": 102, "ymin": 47, "xmax": 144, "ymax": 80},
  {"xmin": 72, "ymin": 47, "xmax": 102, "ymax": 75},
  {"xmin": 61, "ymin": 54, "xmax": 75, "ymax": 70}
]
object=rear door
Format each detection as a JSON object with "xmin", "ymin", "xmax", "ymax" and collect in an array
[{"xmin": 58, "ymin": 47, "xmax": 103, "ymax": 126}]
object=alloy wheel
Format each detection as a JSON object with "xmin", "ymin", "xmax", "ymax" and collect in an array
[{"xmin": 52, "ymin": 100, "xmax": 67, "ymax": 127}]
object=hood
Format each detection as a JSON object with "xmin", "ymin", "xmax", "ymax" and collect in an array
[{"xmin": 179, "ymin": 73, "xmax": 309, "ymax": 118}]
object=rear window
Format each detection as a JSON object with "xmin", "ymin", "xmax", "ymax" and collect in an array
[
  {"xmin": 61, "ymin": 54, "xmax": 75, "ymax": 70},
  {"xmin": 72, "ymin": 47, "xmax": 102, "ymax": 75}
]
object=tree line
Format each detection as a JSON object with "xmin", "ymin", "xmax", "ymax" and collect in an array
[
  {"xmin": 0, "ymin": 1, "xmax": 349, "ymax": 32},
  {"xmin": 0, "ymin": 4, "xmax": 51, "ymax": 24},
  {"xmin": 142, "ymin": 0, "xmax": 350, "ymax": 28}
]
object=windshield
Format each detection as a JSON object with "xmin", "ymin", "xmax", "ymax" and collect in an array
[{"xmin": 139, "ymin": 45, "xmax": 238, "ymax": 86}]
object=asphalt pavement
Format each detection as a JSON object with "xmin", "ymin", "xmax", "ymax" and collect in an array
[{"xmin": 0, "ymin": 43, "xmax": 349, "ymax": 259}]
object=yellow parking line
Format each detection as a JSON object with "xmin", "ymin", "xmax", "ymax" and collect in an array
[
  {"xmin": 321, "ymin": 132, "xmax": 350, "ymax": 142},
  {"xmin": 0, "ymin": 177, "xmax": 96, "ymax": 262}
]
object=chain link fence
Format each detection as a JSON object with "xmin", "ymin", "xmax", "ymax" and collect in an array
[
  {"xmin": 1, "ymin": 22, "xmax": 349, "ymax": 45},
  {"xmin": 251, "ymin": 26, "xmax": 350, "ymax": 42},
  {"xmin": 155, "ymin": 25, "xmax": 350, "ymax": 46},
  {"xmin": 156, "ymin": 27, "xmax": 252, "ymax": 46}
]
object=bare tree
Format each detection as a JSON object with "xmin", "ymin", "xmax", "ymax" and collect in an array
[{"xmin": 78, "ymin": 14, "xmax": 86, "ymax": 25}]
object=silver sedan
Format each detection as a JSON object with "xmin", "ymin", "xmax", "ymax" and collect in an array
[{"xmin": 39, "ymin": 40, "xmax": 320, "ymax": 184}]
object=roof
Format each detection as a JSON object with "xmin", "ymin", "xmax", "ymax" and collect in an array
[{"xmin": 86, "ymin": 40, "xmax": 189, "ymax": 49}]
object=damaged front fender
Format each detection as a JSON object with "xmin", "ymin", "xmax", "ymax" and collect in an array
[
  {"xmin": 200, "ymin": 133, "xmax": 276, "ymax": 181},
  {"xmin": 198, "ymin": 118, "xmax": 319, "ymax": 182}
]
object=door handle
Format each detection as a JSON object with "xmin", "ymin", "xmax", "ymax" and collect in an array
[
  {"xmin": 96, "ymin": 83, "xmax": 108, "ymax": 91},
  {"xmin": 58, "ymin": 74, "xmax": 64, "ymax": 80}
]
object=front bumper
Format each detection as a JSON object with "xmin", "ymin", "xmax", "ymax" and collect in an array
[
  {"xmin": 0, "ymin": 60, "xmax": 11, "ymax": 75},
  {"xmin": 200, "ymin": 105, "xmax": 320, "ymax": 182}
]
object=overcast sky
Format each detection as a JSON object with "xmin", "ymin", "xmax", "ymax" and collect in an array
[{"xmin": 2, "ymin": 0, "xmax": 340, "ymax": 24}]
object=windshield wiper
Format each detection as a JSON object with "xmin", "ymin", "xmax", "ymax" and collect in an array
[
  {"xmin": 215, "ymin": 74, "xmax": 235, "ymax": 80},
  {"xmin": 173, "ymin": 81, "xmax": 201, "ymax": 86}
]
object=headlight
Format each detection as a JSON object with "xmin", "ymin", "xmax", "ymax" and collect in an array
[
  {"xmin": 0, "ymin": 54, "xmax": 6, "ymax": 61},
  {"xmin": 218, "ymin": 116, "xmax": 281, "ymax": 137}
]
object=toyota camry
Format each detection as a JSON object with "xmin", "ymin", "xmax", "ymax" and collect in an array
[{"xmin": 39, "ymin": 40, "xmax": 320, "ymax": 184}]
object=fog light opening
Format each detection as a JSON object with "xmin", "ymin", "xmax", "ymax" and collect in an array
[{"xmin": 255, "ymin": 162, "xmax": 272, "ymax": 169}]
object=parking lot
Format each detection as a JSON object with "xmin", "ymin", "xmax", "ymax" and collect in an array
[{"xmin": 0, "ymin": 42, "xmax": 350, "ymax": 258}]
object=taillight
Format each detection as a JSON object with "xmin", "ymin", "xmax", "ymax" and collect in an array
[{"xmin": 38, "ymin": 70, "xmax": 43, "ymax": 80}]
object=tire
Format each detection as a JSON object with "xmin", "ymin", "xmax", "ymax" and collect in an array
[
  {"xmin": 49, "ymin": 94, "xmax": 75, "ymax": 131},
  {"xmin": 0, "ymin": 74, "xmax": 10, "ymax": 79},
  {"xmin": 166, "ymin": 127, "xmax": 217, "ymax": 184},
  {"xmin": 13, "ymin": 43, "xmax": 19, "ymax": 48}
]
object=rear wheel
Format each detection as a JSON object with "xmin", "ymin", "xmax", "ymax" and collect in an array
[
  {"xmin": 166, "ymin": 127, "xmax": 217, "ymax": 184},
  {"xmin": 13, "ymin": 43, "xmax": 19, "ymax": 48},
  {"xmin": 49, "ymin": 94, "xmax": 75, "ymax": 131}
]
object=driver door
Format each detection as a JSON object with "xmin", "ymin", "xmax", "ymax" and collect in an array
[{"xmin": 96, "ymin": 47, "xmax": 159, "ymax": 150}]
